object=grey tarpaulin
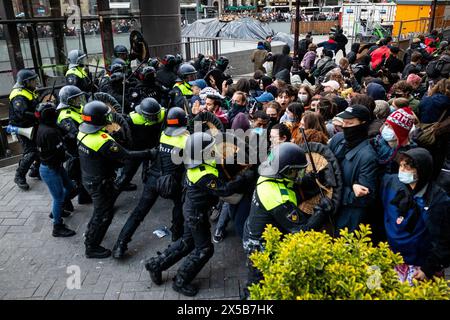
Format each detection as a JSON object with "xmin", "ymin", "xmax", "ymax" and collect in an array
[{"xmin": 182, "ymin": 18, "xmax": 294, "ymax": 48}]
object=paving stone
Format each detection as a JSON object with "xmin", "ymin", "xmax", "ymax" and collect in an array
[
  {"xmin": 0, "ymin": 165, "xmax": 248, "ymax": 300},
  {"xmin": 1, "ymin": 218, "xmax": 26, "ymax": 226}
]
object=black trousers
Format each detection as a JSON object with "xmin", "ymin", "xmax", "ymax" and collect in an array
[
  {"xmin": 16, "ymin": 135, "xmax": 39, "ymax": 178},
  {"xmin": 83, "ymin": 178, "xmax": 120, "ymax": 247},
  {"xmin": 65, "ymin": 153, "xmax": 90, "ymax": 201},
  {"xmin": 116, "ymin": 176, "xmax": 184, "ymax": 245},
  {"xmin": 154, "ymin": 200, "xmax": 214, "ymax": 285},
  {"xmin": 116, "ymin": 159, "xmax": 143, "ymax": 188}
]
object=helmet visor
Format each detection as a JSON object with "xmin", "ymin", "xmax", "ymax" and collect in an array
[
  {"xmin": 280, "ymin": 166, "xmax": 307, "ymax": 184},
  {"xmin": 68, "ymin": 93, "xmax": 86, "ymax": 108},
  {"xmin": 106, "ymin": 111, "xmax": 113, "ymax": 125}
]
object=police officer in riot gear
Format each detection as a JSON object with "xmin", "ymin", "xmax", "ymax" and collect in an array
[
  {"xmin": 9, "ymin": 69, "xmax": 41, "ymax": 190},
  {"xmin": 77, "ymin": 101, "xmax": 156, "ymax": 259},
  {"xmin": 156, "ymin": 54, "xmax": 178, "ymax": 89},
  {"xmin": 145, "ymin": 132, "xmax": 254, "ymax": 296},
  {"xmin": 113, "ymin": 45, "xmax": 129, "ymax": 62},
  {"xmin": 242, "ymin": 142, "xmax": 333, "ymax": 298},
  {"xmin": 112, "ymin": 107, "xmax": 190, "ymax": 259},
  {"xmin": 169, "ymin": 63, "xmax": 197, "ymax": 110},
  {"xmin": 66, "ymin": 50, "xmax": 91, "ymax": 92},
  {"xmin": 56, "ymin": 85, "xmax": 92, "ymax": 205},
  {"xmin": 129, "ymin": 66, "xmax": 167, "ymax": 107},
  {"xmin": 115, "ymin": 97, "xmax": 166, "ymax": 191}
]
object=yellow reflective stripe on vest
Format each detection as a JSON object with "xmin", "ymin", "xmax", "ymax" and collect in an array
[
  {"xmin": 160, "ymin": 132, "xmax": 188, "ymax": 149},
  {"xmin": 57, "ymin": 108, "xmax": 83, "ymax": 125},
  {"xmin": 174, "ymin": 82, "xmax": 193, "ymax": 96},
  {"xmin": 77, "ymin": 131, "xmax": 114, "ymax": 152},
  {"xmin": 129, "ymin": 108, "xmax": 166, "ymax": 126},
  {"xmin": 256, "ymin": 176, "xmax": 297, "ymax": 211},
  {"xmin": 187, "ymin": 164, "xmax": 218, "ymax": 184},
  {"xmin": 9, "ymin": 88, "xmax": 38, "ymax": 102},
  {"xmin": 66, "ymin": 67, "xmax": 88, "ymax": 78}
]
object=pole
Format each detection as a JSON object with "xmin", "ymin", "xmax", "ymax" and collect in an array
[
  {"xmin": 196, "ymin": 0, "xmax": 201, "ymax": 21},
  {"xmin": 429, "ymin": 0, "xmax": 437, "ymax": 32},
  {"xmin": 294, "ymin": 0, "xmax": 300, "ymax": 57}
]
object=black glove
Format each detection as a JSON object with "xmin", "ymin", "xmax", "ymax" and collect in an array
[
  {"xmin": 238, "ymin": 168, "xmax": 257, "ymax": 184},
  {"xmin": 144, "ymin": 148, "xmax": 158, "ymax": 161},
  {"xmin": 314, "ymin": 197, "xmax": 334, "ymax": 216}
]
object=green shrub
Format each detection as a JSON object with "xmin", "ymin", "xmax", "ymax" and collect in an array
[{"xmin": 249, "ymin": 224, "xmax": 450, "ymax": 300}]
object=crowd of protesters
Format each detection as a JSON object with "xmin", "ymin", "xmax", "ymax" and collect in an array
[{"xmin": 7, "ymin": 24, "xmax": 450, "ymax": 297}]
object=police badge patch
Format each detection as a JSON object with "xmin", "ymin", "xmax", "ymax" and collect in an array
[{"xmin": 206, "ymin": 180, "xmax": 217, "ymax": 189}]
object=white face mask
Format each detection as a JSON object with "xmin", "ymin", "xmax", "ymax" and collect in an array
[
  {"xmin": 298, "ymin": 94, "xmax": 309, "ymax": 103},
  {"xmin": 398, "ymin": 171, "xmax": 417, "ymax": 185},
  {"xmin": 381, "ymin": 126, "xmax": 396, "ymax": 142}
]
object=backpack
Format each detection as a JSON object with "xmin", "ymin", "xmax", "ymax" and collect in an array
[
  {"xmin": 425, "ymin": 59, "xmax": 446, "ymax": 79},
  {"xmin": 413, "ymin": 110, "xmax": 450, "ymax": 148}
]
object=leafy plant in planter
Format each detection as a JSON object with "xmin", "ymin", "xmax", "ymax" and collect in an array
[{"xmin": 249, "ymin": 224, "xmax": 449, "ymax": 300}]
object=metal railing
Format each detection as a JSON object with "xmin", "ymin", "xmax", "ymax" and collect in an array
[{"xmin": 147, "ymin": 36, "xmax": 221, "ymax": 61}]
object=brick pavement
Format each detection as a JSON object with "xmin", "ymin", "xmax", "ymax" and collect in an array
[{"xmin": 0, "ymin": 165, "xmax": 247, "ymax": 300}]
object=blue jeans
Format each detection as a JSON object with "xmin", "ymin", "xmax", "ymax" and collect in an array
[{"xmin": 40, "ymin": 164, "xmax": 74, "ymax": 225}]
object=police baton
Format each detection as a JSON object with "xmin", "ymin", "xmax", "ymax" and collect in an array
[{"xmin": 40, "ymin": 78, "xmax": 57, "ymax": 103}]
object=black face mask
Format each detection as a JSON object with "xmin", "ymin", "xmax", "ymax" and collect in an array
[{"xmin": 343, "ymin": 123, "xmax": 368, "ymax": 149}]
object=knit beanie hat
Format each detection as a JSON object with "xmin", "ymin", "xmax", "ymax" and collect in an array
[{"xmin": 385, "ymin": 107, "xmax": 414, "ymax": 145}]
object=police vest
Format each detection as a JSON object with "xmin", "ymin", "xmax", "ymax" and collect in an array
[
  {"xmin": 57, "ymin": 108, "xmax": 83, "ymax": 125},
  {"xmin": 173, "ymin": 82, "xmax": 193, "ymax": 96},
  {"xmin": 77, "ymin": 130, "xmax": 114, "ymax": 152},
  {"xmin": 66, "ymin": 67, "xmax": 88, "ymax": 79},
  {"xmin": 9, "ymin": 88, "xmax": 38, "ymax": 102},
  {"xmin": 256, "ymin": 176, "xmax": 297, "ymax": 211},
  {"xmin": 160, "ymin": 132, "xmax": 188, "ymax": 150},
  {"xmin": 186, "ymin": 164, "xmax": 218, "ymax": 184},
  {"xmin": 129, "ymin": 108, "xmax": 166, "ymax": 126}
]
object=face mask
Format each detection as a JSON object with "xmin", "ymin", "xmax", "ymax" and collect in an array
[
  {"xmin": 253, "ymin": 127, "xmax": 264, "ymax": 135},
  {"xmin": 389, "ymin": 105, "xmax": 396, "ymax": 113},
  {"xmin": 381, "ymin": 126, "xmax": 396, "ymax": 142},
  {"xmin": 298, "ymin": 94, "xmax": 309, "ymax": 103},
  {"xmin": 398, "ymin": 171, "xmax": 417, "ymax": 185},
  {"xmin": 343, "ymin": 123, "xmax": 368, "ymax": 148}
]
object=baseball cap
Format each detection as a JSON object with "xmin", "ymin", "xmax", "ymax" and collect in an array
[
  {"xmin": 337, "ymin": 104, "xmax": 371, "ymax": 122},
  {"xmin": 255, "ymin": 92, "xmax": 275, "ymax": 103},
  {"xmin": 189, "ymin": 79, "xmax": 207, "ymax": 90},
  {"xmin": 321, "ymin": 80, "xmax": 340, "ymax": 91}
]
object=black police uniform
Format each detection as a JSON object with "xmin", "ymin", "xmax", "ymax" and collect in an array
[
  {"xmin": 9, "ymin": 86, "xmax": 40, "ymax": 185},
  {"xmin": 78, "ymin": 127, "xmax": 154, "ymax": 255},
  {"xmin": 242, "ymin": 176, "xmax": 330, "ymax": 288},
  {"xmin": 156, "ymin": 66, "xmax": 177, "ymax": 89},
  {"xmin": 65, "ymin": 67, "xmax": 91, "ymax": 93},
  {"xmin": 57, "ymin": 107, "xmax": 91, "ymax": 204},
  {"xmin": 113, "ymin": 129, "xmax": 189, "ymax": 257},
  {"xmin": 115, "ymin": 108, "xmax": 165, "ymax": 190},
  {"xmin": 145, "ymin": 162, "xmax": 252, "ymax": 296}
]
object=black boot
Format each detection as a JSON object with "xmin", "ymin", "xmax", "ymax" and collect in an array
[
  {"xmin": 49, "ymin": 210, "xmax": 72, "ymax": 219},
  {"xmin": 63, "ymin": 200, "xmax": 74, "ymax": 212},
  {"xmin": 171, "ymin": 228, "xmax": 183, "ymax": 242},
  {"xmin": 172, "ymin": 276, "xmax": 198, "ymax": 297},
  {"xmin": 28, "ymin": 163, "xmax": 41, "ymax": 179},
  {"xmin": 52, "ymin": 223, "xmax": 76, "ymax": 237},
  {"xmin": 77, "ymin": 187, "xmax": 92, "ymax": 204},
  {"xmin": 85, "ymin": 245, "xmax": 111, "ymax": 259},
  {"xmin": 112, "ymin": 241, "xmax": 127, "ymax": 259},
  {"xmin": 145, "ymin": 257, "xmax": 163, "ymax": 285},
  {"xmin": 14, "ymin": 174, "xmax": 29, "ymax": 191}
]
